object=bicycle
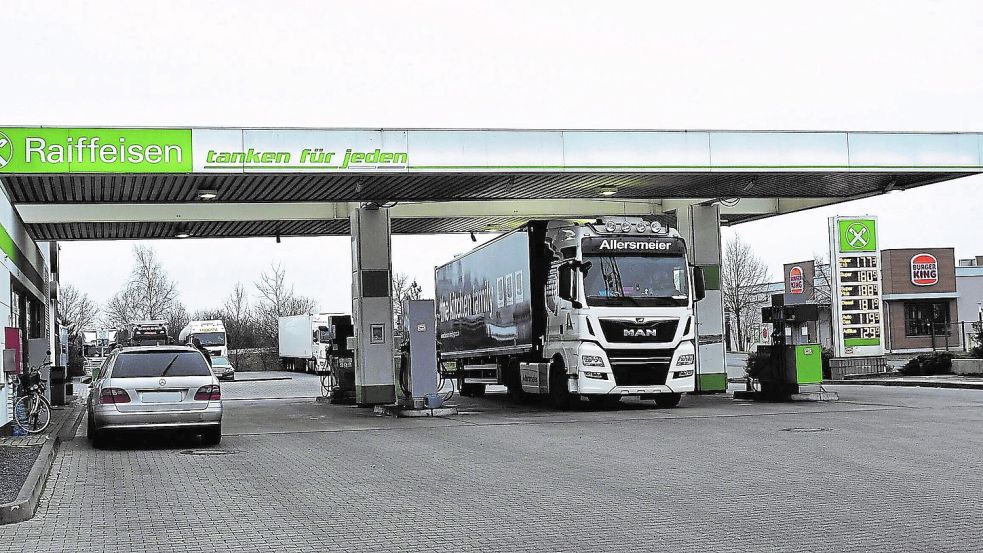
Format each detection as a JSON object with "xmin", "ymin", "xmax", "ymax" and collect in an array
[{"xmin": 14, "ymin": 361, "xmax": 52, "ymax": 434}]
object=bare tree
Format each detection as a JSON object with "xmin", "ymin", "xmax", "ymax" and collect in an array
[
  {"xmin": 223, "ymin": 282, "xmax": 254, "ymax": 367},
  {"xmin": 128, "ymin": 245, "xmax": 179, "ymax": 319},
  {"xmin": 167, "ymin": 303, "xmax": 190, "ymax": 341},
  {"xmin": 722, "ymin": 234, "xmax": 771, "ymax": 351},
  {"xmin": 813, "ymin": 254, "xmax": 833, "ymax": 304},
  {"xmin": 102, "ymin": 287, "xmax": 139, "ymax": 328},
  {"xmin": 102, "ymin": 245, "xmax": 184, "ymax": 335},
  {"xmin": 254, "ymin": 263, "xmax": 319, "ymax": 346},
  {"xmin": 391, "ymin": 272, "xmax": 423, "ymax": 329},
  {"xmin": 58, "ymin": 284, "xmax": 99, "ymax": 340}
]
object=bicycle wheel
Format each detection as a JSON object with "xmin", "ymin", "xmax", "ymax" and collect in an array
[{"xmin": 14, "ymin": 395, "xmax": 51, "ymax": 434}]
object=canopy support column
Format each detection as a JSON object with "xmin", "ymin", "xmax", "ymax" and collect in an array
[
  {"xmin": 350, "ymin": 205, "xmax": 397, "ymax": 405},
  {"xmin": 676, "ymin": 204, "xmax": 728, "ymax": 393}
]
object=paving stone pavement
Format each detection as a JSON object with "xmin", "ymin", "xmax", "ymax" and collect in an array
[{"xmin": 1, "ymin": 380, "xmax": 982, "ymax": 552}]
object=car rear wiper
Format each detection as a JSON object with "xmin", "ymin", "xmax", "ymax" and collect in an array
[{"xmin": 160, "ymin": 354, "xmax": 180, "ymax": 378}]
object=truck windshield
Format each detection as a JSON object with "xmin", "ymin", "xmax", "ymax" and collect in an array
[
  {"xmin": 193, "ymin": 332, "xmax": 226, "ymax": 346},
  {"xmin": 583, "ymin": 255, "xmax": 689, "ymax": 307}
]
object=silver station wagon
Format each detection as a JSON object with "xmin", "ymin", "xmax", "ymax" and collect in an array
[{"xmin": 87, "ymin": 346, "xmax": 223, "ymax": 446}]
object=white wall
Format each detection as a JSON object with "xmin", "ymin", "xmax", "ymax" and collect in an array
[{"xmin": 0, "ymin": 183, "xmax": 51, "ymax": 430}]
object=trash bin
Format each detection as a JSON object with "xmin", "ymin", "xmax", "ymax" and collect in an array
[{"xmin": 49, "ymin": 365, "xmax": 67, "ymax": 406}]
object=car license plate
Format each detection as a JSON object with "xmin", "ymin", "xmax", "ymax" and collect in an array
[{"xmin": 141, "ymin": 391, "xmax": 183, "ymax": 403}]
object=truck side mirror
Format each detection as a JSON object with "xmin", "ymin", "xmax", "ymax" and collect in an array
[
  {"xmin": 558, "ymin": 263, "xmax": 583, "ymax": 308},
  {"xmin": 693, "ymin": 266, "xmax": 706, "ymax": 302}
]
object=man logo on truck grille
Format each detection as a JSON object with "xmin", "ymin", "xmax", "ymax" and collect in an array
[
  {"xmin": 624, "ymin": 329, "xmax": 661, "ymax": 337},
  {"xmin": 0, "ymin": 131, "xmax": 11, "ymax": 169}
]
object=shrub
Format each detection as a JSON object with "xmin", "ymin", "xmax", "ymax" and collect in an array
[
  {"xmin": 971, "ymin": 322, "xmax": 983, "ymax": 359},
  {"xmin": 821, "ymin": 347, "xmax": 834, "ymax": 379},
  {"xmin": 745, "ymin": 349, "xmax": 771, "ymax": 379},
  {"xmin": 899, "ymin": 352, "xmax": 954, "ymax": 376}
]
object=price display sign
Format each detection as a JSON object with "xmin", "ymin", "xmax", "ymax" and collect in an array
[{"xmin": 828, "ymin": 217, "xmax": 885, "ymax": 357}]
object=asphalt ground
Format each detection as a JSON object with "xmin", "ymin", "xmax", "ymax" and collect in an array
[{"xmin": 2, "ymin": 371, "xmax": 982, "ymax": 552}]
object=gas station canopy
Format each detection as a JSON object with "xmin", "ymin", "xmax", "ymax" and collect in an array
[{"xmin": 1, "ymin": 127, "xmax": 980, "ymax": 239}]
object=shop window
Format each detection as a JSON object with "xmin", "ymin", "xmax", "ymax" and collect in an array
[{"xmin": 904, "ymin": 301, "xmax": 950, "ymax": 337}]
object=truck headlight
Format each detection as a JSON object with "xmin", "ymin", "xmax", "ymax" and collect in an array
[
  {"xmin": 583, "ymin": 371, "xmax": 608, "ymax": 380},
  {"xmin": 673, "ymin": 370, "xmax": 694, "ymax": 379},
  {"xmin": 676, "ymin": 353, "xmax": 695, "ymax": 366},
  {"xmin": 581, "ymin": 354, "xmax": 605, "ymax": 367}
]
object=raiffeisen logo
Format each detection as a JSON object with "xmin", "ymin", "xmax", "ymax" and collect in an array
[
  {"xmin": 24, "ymin": 135, "xmax": 183, "ymax": 164},
  {"xmin": 0, "ymin": 128, "xmax": 193, "ymax": 174},
  {"xmin": 598, "ymin": 240, "xmax": 671, "ymax": 251},
  {"xmin": 0, "ymin": 131, "xmax": 11, "ymax": 169}
]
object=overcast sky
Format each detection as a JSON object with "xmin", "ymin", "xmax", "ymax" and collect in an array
[{"xmin": 3, "ymin": 1, "xmax": 982, "ymax": 312}]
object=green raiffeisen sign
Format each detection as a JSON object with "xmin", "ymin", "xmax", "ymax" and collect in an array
[
  {"xmin": 837, "ymin": 218, "xmax": 878, "ymax": 252},
  {"xmin": 0, "ymin": 128, "xmax": 192, "ymax": 173},
  {"xmin": 829, "ymin": 216, "xmax": 885, "ymax": 357}
]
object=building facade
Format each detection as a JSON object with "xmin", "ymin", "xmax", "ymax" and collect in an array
[
  {"xmin": 881, "ymin": 248, "xmax": 960, "ymax": 353},
  {"xmin": 0, "ymin": 183, "xmax": 54, "ymax": 433}
]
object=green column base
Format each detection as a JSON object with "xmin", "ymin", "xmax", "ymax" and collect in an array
[{"xmin": 695, "ymin": 373, "xmax": 727, "ymax": 393}]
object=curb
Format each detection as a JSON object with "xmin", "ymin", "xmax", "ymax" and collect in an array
[
  {"xmin": 826, "ymin": 379, "xmax": 983, "ymax": 390},
  {"xmin": 0, "ymin": 401, "xmax": 85, "ymax": 525},
  {"xmin": 0, "ymin": 437, "xmax": 56, "ymax": 525}
]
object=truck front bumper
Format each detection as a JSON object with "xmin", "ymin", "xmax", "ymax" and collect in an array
[
  {"xmin": 575, "ymin": 341, "xmax": 696, "ymax": 395},
  {"xmin": 577, "ymin": 374, "xmax": 695, "ymax": 395}
]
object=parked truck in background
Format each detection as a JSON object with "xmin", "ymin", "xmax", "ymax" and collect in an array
[
  {"xmin": 80, "ymin": 328, "xmax": 120, "ymax": 375},
  {"xmin": 125, "ymin": 320, "xmax": 170, "ymax": 347},
  {"xmin": 178, "ymin": 320, "xmax": 228, "ymax": 358},
  {"xmin": 278, "ymin": 314, "xmax": 337, "ymax": 373},
  {"xmin": 435, "ymin": 217, "xmax": 705, "ymax": 409}
]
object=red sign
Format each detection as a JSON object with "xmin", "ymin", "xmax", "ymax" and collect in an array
[
  {"xmin": 789, "ymin": 266, "xmax": 804, "ymax": 294},
  {"xmin": 911, "ymin": 253, "xmax": 939, "ymax": 286}
]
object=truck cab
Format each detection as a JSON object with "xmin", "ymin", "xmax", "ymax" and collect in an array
[{"xmin": 545, "ymin": 219, "xmax": 704, "ymax": 406}]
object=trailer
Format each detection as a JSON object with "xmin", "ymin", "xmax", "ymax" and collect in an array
[
  {"xmin": 436, "ymin": 217, "xmax": 706, "ymax": 408},
  {"xmin": 278, "ymin": 314, "xmax": 348, "ymax": 373}
]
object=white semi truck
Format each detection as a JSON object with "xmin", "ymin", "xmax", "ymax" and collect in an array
[
  {"xmin": 435, "ymin": 218, "xmax": 705, "ymax": 408},
  {"xmin": 178, "ymin": 320, "xmax": 228, "ymax": 358},
  {"xmin": 278, "ymin": 314, "xmax": 335, "ymax": 373}
]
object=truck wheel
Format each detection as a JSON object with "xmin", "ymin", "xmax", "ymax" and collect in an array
[
  {"xmin": 502, "ymin": 360, "xmax": 525, "ymax": 401},
  {"xmin": 654, "ymin": 393, "xmax": 682, "ymax": 408},
  {"xmin": 548, "ymin": 360, "xmax": 572, "ymax": 410}
]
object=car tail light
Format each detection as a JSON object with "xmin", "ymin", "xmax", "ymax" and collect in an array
[
  {"xmin": 194, "ymin": 385, "xmax": 221, "ymax": 401},
  {"xmin": 100, "ymin": 388, "xmax": 131, "ymax": 404}
]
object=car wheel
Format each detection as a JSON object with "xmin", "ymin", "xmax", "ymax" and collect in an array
[
  {"xmin": 654, "ymin": 393, "xmax": 682, "ymax": 408},
  {"xmin": 203, "ymin": 425, "xmax": 222, "ymax": 446},
  {"xmin": 85, "ymin": 411, "xmax": 96, "ymax": 442},
  {"xmin": 90, "ymin": 427, "xmax": 109, "ymax": 448}
]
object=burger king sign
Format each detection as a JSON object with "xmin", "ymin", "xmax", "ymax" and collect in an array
[
  {"xmin": 789, "ymin": 266, "xmax": 804, "ymax": 294},
  {"xmin": 910, "ymin": 253, "xmax": 939, "ymax": 286}
]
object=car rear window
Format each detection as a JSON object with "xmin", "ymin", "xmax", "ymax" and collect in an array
[{"xmin": 110, "ymin": 352, "xmax": 211, "ymax": 378}]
